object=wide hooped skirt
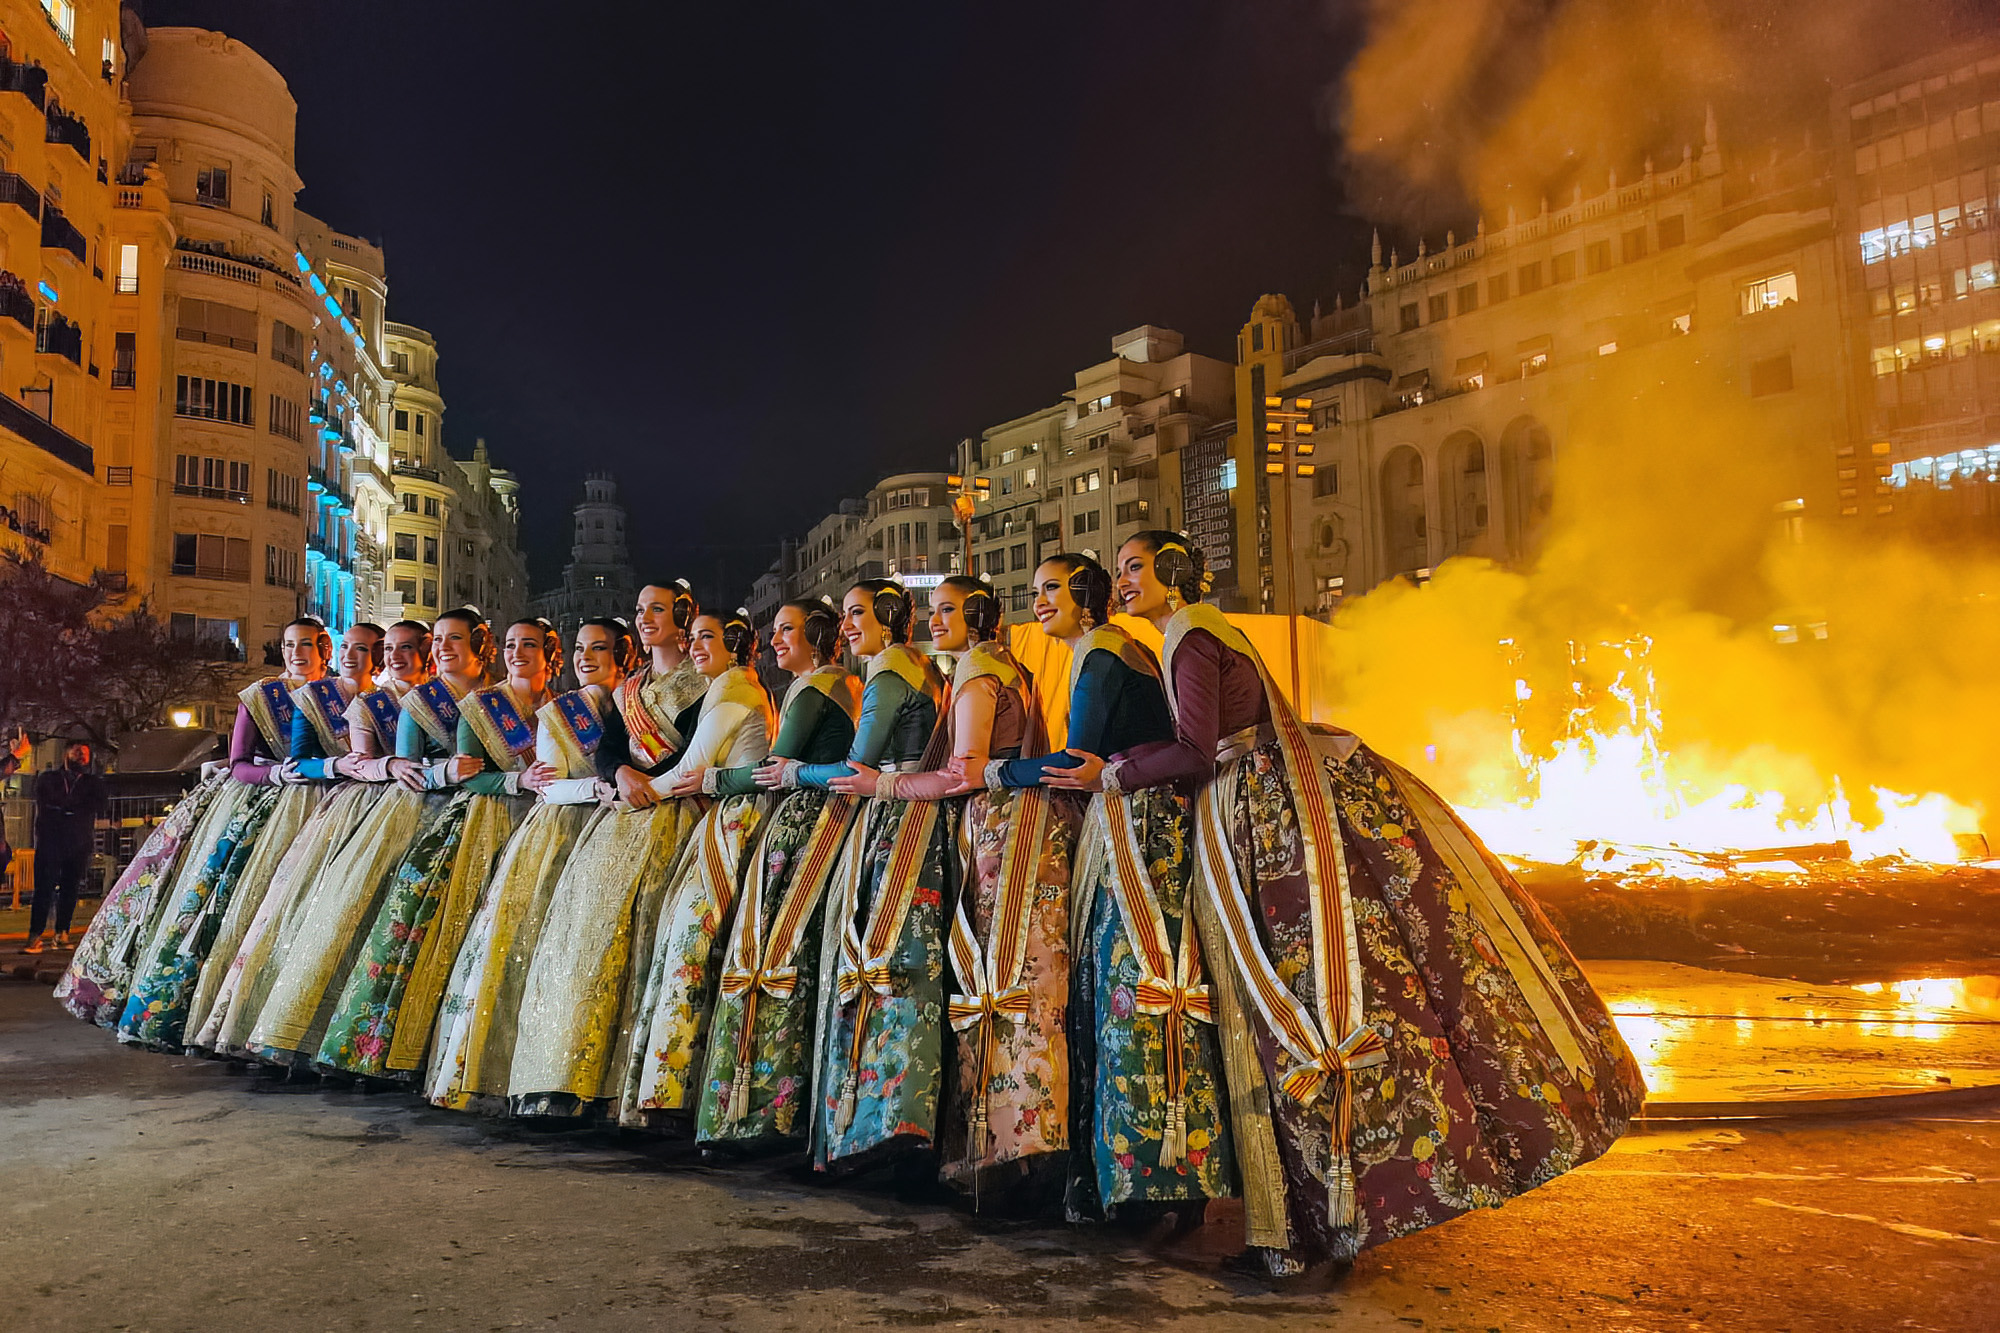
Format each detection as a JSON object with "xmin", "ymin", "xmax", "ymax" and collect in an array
[
  {"xmin": 425, "ymin": 799, "xmax": 594, "ymax": 1112},
  {"xmin": 1197, "ymin": 738, "xmax": 1646, "ymax": 1262},
  {"xmin": 508, "ymin": 799, "xmax": 700, "ymax": 1117},
  {"xmin": 246, "ymin": 785, "xmax": 449, "ymax": 1065},
  {"xmin": 55, "ymin": 774, "xmax": 228, "ymax": 1027}
]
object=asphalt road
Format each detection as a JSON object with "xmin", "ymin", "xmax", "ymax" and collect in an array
[{"xmin": 2, "ymin": 979, "xmax": 1995, "ymax": 1332}]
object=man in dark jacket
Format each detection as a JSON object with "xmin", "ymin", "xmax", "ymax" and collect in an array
[{"xmin": 24, "ymin": 740, "xmax": 106, "ymax": 954}]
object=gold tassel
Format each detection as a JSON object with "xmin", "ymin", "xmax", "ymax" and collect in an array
[
  {"xmin": 1158, "ymin": 1098, "xmax": 1185, "ymax": 1168},
  {"xmin": 727, "ymin": 1062, "xmax": 752, "ymax": 1124},
  {"xmin": 835, "ymin": 1070, "xmax": 857, "ymax": 1134},
  {"xmin": 1328, "ymin": 1151, "xmax": 1358, "ymax": 1229},
  {"xmin": 972, "ymin": 1096, "xmax": 990, "ymax": 1159}
]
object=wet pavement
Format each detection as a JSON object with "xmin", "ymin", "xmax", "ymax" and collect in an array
[
  {"xmin": 1596, "ymin": 961, "xmax": 2000, "ymax": 1116},
  {"xmin": 4, "ymin": 977, "xmax": 1999, "ymax": 1331}
]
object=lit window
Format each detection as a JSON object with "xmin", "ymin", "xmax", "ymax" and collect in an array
[
  {"xmin": 116, "ymin": 243, "xmax": 139, "ymax": 294},
  {"xmin": 1597, "ymin": 341, "xmax": 1618, "ymax": 356},
  {"xmin": 1740, "ymin": 271, "xmax": 1798, "ymax": 315}
]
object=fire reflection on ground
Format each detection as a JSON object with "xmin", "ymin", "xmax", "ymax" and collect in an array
[{"xmin": 1582, "ymin": 961, "xmax": 2000, "ymax": 1110}]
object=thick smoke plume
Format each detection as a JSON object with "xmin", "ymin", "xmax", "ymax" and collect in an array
[{"xmin": 1314, "ymin": 0, "xmax": 2000, "ymax": 843}]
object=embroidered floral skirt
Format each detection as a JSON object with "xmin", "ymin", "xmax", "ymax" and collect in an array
[
  {"xmin": 315, "ymin": 791, "xmax": 526, "ymax": 1080},
  {"xmin": 181, "ymin": 782, "xmax": 324, "ymax": 1045},
  {"xmin": 56, "ymin": 775, "xmax": 227, "ymax": 1027},
  {"xmin": 1069, "ymin": 785, "xmax": 1236, "ymax": 1220},
  {"xmin": 425, "ymin": 799, "xmax": 594, "ymax": 1112},
  {"xmin": 118, "ymin": 782, "xmax": 284, "ymax": 1051},
  {"xmin": 937, "ymin": 786, "xmax": 1077, "ymax": 1202},
  {"xmin": 620, "ymin": 794, "xmax": 766, "ymax": 1128},
  {"xmin": 508, "ymin": 800, "xmax": 700, "ymax": 1117},
  {"xmin": 1202, "ymin": 739, "xmax": 1646, "ymax": 1262},
  {"xmin": 247, "ymin": 786, "xmax": 448, "ymax": 1065},
  {"xmin": 193, "ymin": 781, "xmax": 379, "ymax": 1057},
  {"xmin": 811, "ymin": 796, "xmax": 953, "ymax": 1174},
  {"xmin": 696, "ymin": 789, "xmax": 842, "ymax": 1150}
]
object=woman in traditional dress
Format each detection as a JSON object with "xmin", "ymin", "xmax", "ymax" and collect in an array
[
  {"xmin": 316, "ymin": 616, "xmax": 556, "ymax": 1082},
  {"xmin": 244, "ymin": 619, "xmax": 468, "ymax": 1067},
  {"xmin": 189, "ymin": 622, "xmax": 388, "ymax": 1056},
  {"xmin": 789, "ymin": 579, "xmax": 948, "ymax": 1176},
  {"xmin": 426, "ymin": 617, "xmax": 637, "ymax": 1113},
  {"xmin": 855, "ymin": 575, "xmax": 1072, "ymax": 1205},
  {"xmin": 509, "ymin": 581, "xmax": 709, "ymax": 1118},
  {"xmin": 118, "ymin": 618, "xmax": 332, "ymax": 1050},
  {"xmin": 1051, "ymin": 532, "xmax": 1646, "ymax": 1277},
  {"xmin": 697, "ymin": 597, "xmax": 859, "ymax": 1152},
  {"xmin": 992, "ymin": 555, "xmax": 1235, "ymax": 1225},
  {"xmin": 617, "ymin": 608, "xmax": 774, "ymax": 1128}
]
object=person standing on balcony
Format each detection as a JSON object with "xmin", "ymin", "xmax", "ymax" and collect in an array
[{"xmin": 24, "ymin": 740, "xmax": 107, "ymax": 954}]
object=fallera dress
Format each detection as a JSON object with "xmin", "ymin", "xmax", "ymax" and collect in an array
[
  {"xmin": 191, "ymin": 676, "xmax": 382, "ymax": 1057},
  {"xmin": 997, "ymin": 624, "xmax": 1237, "ymax": 1219},
  {"xmin": 507, "ymin": 657, "xmax": 708, "ymax": 1117},
  {"xmin": 910, "ymin": 640, "xmax": 1074, "ymax": 1204},
  {"xmin": 1107, "ymin": 603, "xmax": 1646, "ymax": 1262},
  {"xmin": 617, "ymin": 665, "xmax": 774, "ymax": 1128},
  {"xmin": 314, "ymin": 681, "xmax": 541, "ymax": 1081},
  {"xmin": 246, "ymin": 676, "xmax": 464, "ymax": 1066},
  {"xmin": 424, "ymin": 682, "xmax": 616, "ymax": 1112},
  {"xmin": 696, "ymin": 664, "xmax": 859, "ymax": 1151},
  {"xmin": 118, "ymin": 676, "xmax": 315, "ymax": 1051},
  {"xmin": 803, "ymin": 642, "xmax": 951, "ymax": 1175},
  {"xmin": 55, "ymin": 772, "xmax": 229, "ymax": 1027}
]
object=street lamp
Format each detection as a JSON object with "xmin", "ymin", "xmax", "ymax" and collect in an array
[{"xmin": 1263, "ymin": 394, "xmax": 1316, "ymax": 706}]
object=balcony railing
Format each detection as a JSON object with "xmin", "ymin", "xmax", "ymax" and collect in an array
[
  {"xmin": 0, "ymin": 171, "xmax": 41, "ymax": 222},
  {"xmin": 172, "ymin": 483, "xmax": 250, "ymax": 505},
  {"xmin": 175, "ymin": 327, "xmax": 257, "ymax": 353},
  {"xmin": 44, "ymin": 104, "xmax": 90, "ymax": 159},
  {"xmin": 41, "ymin": 208, "xmax": 86, "ymax": 262},
  {"xmin": 36, "ymin": 316, "xmax": 82, "ymax": 365},
  {"xmin": 0, "ymin": 392, "xmax": 92, "ymax": 474},
  {"xmin": 110, "ymin": 366, "xmax": 135, "ymax": 388},
  {"xmin": 265, "ymin": 573, "xmax": 299, "ymax": 590},
  {"xmin": 267, "ymin": 497, "xmax": 301, "ymax": 516},
  {"xmin": 0, "ymin": 57, "xmax": 48, "ymax": 110},
  {"xmin": 170, "ymin": 561, "xmax": 249, "ymax": 584},
  {"xmin": 0, "ymin": 280, "xmax": 34, "ymax": 332},
  {"xmin": 393, "ymin": 462, "xmax": 442, "ymax": 482},
  {"xmin": 105, "ymin": 466, "xmax": 132, "ymax": 485}
]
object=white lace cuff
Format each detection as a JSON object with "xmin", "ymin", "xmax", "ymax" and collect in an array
[
  {"xmin": 701, "ymin": 767, "xmax": 721, "ymax": 796},
  {"xmin": 983, "ymin": 759, "xmax": 1009, "ymax": 791},
  {"xmin": 1101, "ymin": 760, "xmax": 1125, "ymax": 796},
  {"xmin": 876, "ymin": 771, "xmax": 902, "ymax": 799},
  {"xmin": 775, "ymin": 758, "xmax": 801, "ymax": 790}
]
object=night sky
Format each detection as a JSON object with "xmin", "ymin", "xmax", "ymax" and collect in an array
[{"xmin": 142, "ymin": 1, "xmax": 1372, "ymax": 602}]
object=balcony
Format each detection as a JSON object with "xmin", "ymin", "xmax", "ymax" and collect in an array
[
  {"xmin": 170, "ymin": 560, "xmax": 249, "ymax": 584},
  {"xmin": 110, "ymin": 367, "xmax": 134, "ymax": 388},
  {"xmin": 393, "ymin": 461, "xmax": 442, "ymax": 483},
  {"xmin": 43, "ymin": 103, "xmax": 90, "ymax": 160},
  {"xmin": 105, "ymin": 466, "xmax": 132, "ymax": 485},
  {"xmin": 40, "ymin": 208, "xmax": 85, "ymax": 263},
  {"xmin": 172, "ymin": 483, "xmax": 250, "ymax": 506},
  {"xmin": 0, "ymin": 57, "xmax": 47, "ymax": 110},
  {"xmin": 266, "ymin": 496, "xmax": 301, "ymax": 516},
  {"xmin": 0, "ymin": 278, "xmax": 34, "ymax": 332},
  {"xmin": 0, "ymin": 171, "xmax": 41, "ymax": 222},
  {"xmin": 36, "ymin": 314, "xmax": 82, "ymax": 365},
  {"xmin": 0, "ymin": 391, "xmax": 92, "ymax": 474}
]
